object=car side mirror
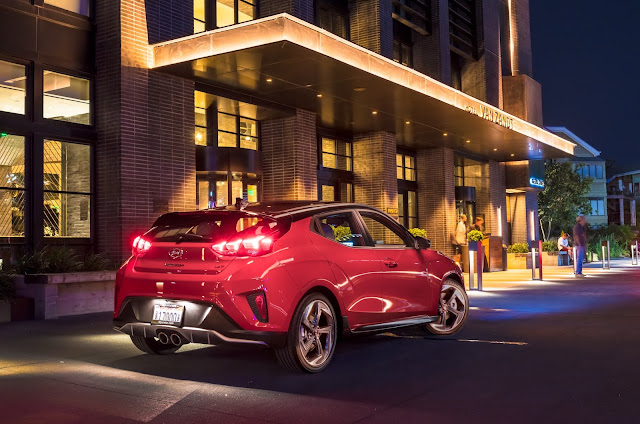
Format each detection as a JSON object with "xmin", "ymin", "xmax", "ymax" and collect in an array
[{"xmin": 415, "ymin": 236, "xmax": 431, "ymax": 250}]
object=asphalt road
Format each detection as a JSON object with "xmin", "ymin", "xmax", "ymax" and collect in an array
[{"xmin": 2, "ymin": 263, "xmax": 640, "ymax": 423}]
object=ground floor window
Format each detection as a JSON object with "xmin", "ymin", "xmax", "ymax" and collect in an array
[
  {"xmin": 398, "ymin": 189, "xmax": 417, "ymax": 229},
  {"xmin": 319, "ymin": 181, "xmax": 353, "ymax": 202},
  {"xmin": 197, "ymin": 173, "xmax": 260, "ymax": 209},
  {"xmin": 43, "ymin": 140, "xmax": 91, "ymax": 238},
  {"xmin": 0, "ymin": 134, "xmax": 26, "ymax": 237}
]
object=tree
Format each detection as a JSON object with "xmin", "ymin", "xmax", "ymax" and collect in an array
[{"xmin": 538, "ymin": 161, "xmax": 592, "ymax": 241}]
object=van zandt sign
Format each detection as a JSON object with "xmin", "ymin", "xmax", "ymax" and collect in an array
[{"xmin": 465, "ymin": 104, "xmax": 514, "ymax": 130}]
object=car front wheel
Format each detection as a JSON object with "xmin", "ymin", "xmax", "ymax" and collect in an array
[
  {"xmin": 424, "ymin": 279, "xmax": 468, "ymax": 336},
  {"xmin": 275, "ymin": 293, "xmax": 337, "ymax": 373}
]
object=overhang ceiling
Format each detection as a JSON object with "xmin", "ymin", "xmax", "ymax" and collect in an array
[{"xmin": 150, "ymin": 14, "xmax": 575, "ymax": 162}]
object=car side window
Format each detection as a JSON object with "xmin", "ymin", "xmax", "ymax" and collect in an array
[
  {"xmin": 359, "ymin": 211, "xmax": 411, "ymax": 247},
  {"xmin": 315, "ymin": 212, "xmax": 365, "ymax": 247}
]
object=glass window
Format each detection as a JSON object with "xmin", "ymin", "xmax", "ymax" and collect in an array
[
  {"xmin": 43, "ymin": 71, "xmax": 91, "ymax": 125},
  {"xmin": 231, "ymin": 179, "xmax": 243, "ymax": 203},
  {"xmin": 322, "ymin": 185, "xmax": 335, "ymax": 202},
  {"xmin": 321, "ymin": 137, "xmax": 352, "ymax": 171},
  {"xmin": 397, "ymin": 153, "xmax": 416, "ymax": 181},
  {"xmin": 0, "ymin": 134, "xmax": 26, "ymax": 237},
  {"xmin": 359, "ymin": 211, "xmax": 409, "ymax": 247},
  {"xmin": 194, "ymin": 0, "xmax": 206, "ymax": 33},
  {"xmin": 217, "ymin": 0, "xmax": 236, "ymax": 27},
  {"xmin": 316, "ymin": 1, "xmax": 349, "ymax": 38},
  {"xmin": 589, "ymin": 198, "xmax": 605, "ymax": 216},
  {"xmin": 0, "ymin": 61, "xmax": 26, "ymax": 115},
  {"xmin": 43, "ymin": 140, "xmax": 91, "ymax": 238},
  {"xmin": 315, "ymin": 212, "xmax": 365, "ymax": 247},
  {"xmin": 44, "ymin": 0, "xmax": 90, "ymax": 16},
  {"xmin": 217, "ymin": 112, "xmax": 258, "ymax": 150},
  {"xmin": 247, "ymin": 184, "xmax": 258, "ymax": 203},
  {"xmin": 407, "ymin": 191, "xmax": 417, "ymax": 229},
  {"xmin": 238, "ymin": 0, "xmax": 256, "ymax": 23},
  {"xmin": 197, "ymin": 180, "xmax": 210, "ymax": 209},
  {"xmin": 239, "ymin": 117, "xmax": 258, "ymax": 150},
  {"xmin": 216, "ymin": 180, "xmax": 228, "ymax": 206},
  {"xmin": 596, "ymin": 165, "xmax": 603, "ymax": 180},
  {"xmin": 340, "ymin": 182, "xmax": 353, "ymax": 203},
  {"xmin": 195, "ymin": 106, "xmax": 207, "ymax": 146}
]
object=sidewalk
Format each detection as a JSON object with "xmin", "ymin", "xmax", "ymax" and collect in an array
[{"xmin": 463, "ymin": 258, "xmax": 639, "ymax": 291}]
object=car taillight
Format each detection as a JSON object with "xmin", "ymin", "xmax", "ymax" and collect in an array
[
  {"xmin": 247, "ymin": 291, "xmax": 268, "ymax": 322},
  {"xmin": 212, "ymin": 235, "xmax": 274, "ymax": 257},
  {"xmin": 132, "ymin": 235, "xmax": 152, "ymax": 255}
]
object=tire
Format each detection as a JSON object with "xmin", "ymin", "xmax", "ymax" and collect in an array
[
  {"xmin": 275, "ymin": 293, "xmax": 338, "ymax": 373},
  {"xmin": 130, "ymin": 334, "xmax": 182, "ymax": 355},
  {"xmin": 424, "ymin": 279, "xmax": 469, "ymax": 336}
]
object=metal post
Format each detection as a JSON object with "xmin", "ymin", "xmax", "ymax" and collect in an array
[
  {"xmin": 538, "ymin": 240, "xmax": 543, "ymax": 281},
  {"xmin": 531, "ymin": 247, "xmax": 537, "ymax": 280},
  {"xmin": 477, "ymin": 244, "xmax": 483, "ymax": 291},
  {"xmin": 631, "ymin": 241, "xmax": 639, "ymax": 266},
  {"xmin": 601, "ymin": 240, "xmax": 610, "ymax": 270},
  {"xmin": 468, "ymin": 249, "xmax": 475, "ymax": 290},
  {"xmin": 573, "ymin": 247, "xmax": 577, "ymax": 274}
]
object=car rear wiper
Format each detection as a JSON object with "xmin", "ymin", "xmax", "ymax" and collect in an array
[{"xmin": 175, "ymin": 233, "xmax": 208, "ymax": 244}]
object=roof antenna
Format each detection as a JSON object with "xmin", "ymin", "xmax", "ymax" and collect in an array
[{"xmin": 235, "ymin": 197, "xmax": 249, "ymax": 210}]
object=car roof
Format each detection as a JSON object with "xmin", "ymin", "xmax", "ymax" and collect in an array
[{"xmin": 215, "ymin": 201, "xmax": 384, "ymax": 220}]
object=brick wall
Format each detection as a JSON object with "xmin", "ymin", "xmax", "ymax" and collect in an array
[
  {"xmin": 96, "ymin": 0, "xmax": 196, "ymax": 260},
  {"xmin": 259, "ymin": 0, "xmax": 314, "ymax": 22},
  {"xmin": 417, "ymin": 147, "xmax": 455, "ymax": 256},
  {"xmin": 508, "ymin": 190, "xmax": 538, "ymax": 245},
  {"xmin": 261, "ymin": 109, "xmax": 318, "ymax": 201},
  {"xmin": 348, "ymin": 0, "xmax": 393, "ymax": 58},
  {"xmin": 352, "ymin": 132, "xmax": 397, "ymax": 215},
  {"xmin": 412, "ymin": 0, "xmax": 451, "ymax": 83},
  {"xmin": 489, "ymin": 160, "xmax": 508, "ymax": 244},
  {"xmin": 511, "ymin": 0, "xmax": 533, "ymax": 77}
]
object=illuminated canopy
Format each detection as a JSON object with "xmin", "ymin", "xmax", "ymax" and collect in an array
[{"xmin": 151, "ymin": 14, "xmax": 574, "ymax": 161}]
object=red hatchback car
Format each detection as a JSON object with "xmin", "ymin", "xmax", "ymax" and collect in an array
[{"xmin": 114, "ymin": 202, "xmax": 468, "ymax": 372}]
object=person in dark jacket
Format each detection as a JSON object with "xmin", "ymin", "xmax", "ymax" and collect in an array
[{"xmin": 573, "ymin": 215, "xmax": 588, "ymax": 277}]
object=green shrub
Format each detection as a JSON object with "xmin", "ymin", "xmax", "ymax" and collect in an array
[
  {"xmin": 82, "ymin": 252, "xmax": 114, "ymax": 272},
  {"xmin": 408, "ymin": 228, "xmax": 427, "ymax": 239},
  {"xmin": 44, "ymin": 246, "xmax": 83, "ymax": 273},
  {"xmin": 0, "ymin": 273, "xmax": 15, "ymax": 302},
  {"xmin": 467, "ymin": 230, "xmax": 484, "ymax": 242},
  {"xmin": 15, "ymin": 250, "xmax": 47, "ymax": 275},
  {"xmin": 542, "ymin": 240, "xmax": 558, "ymax": 252},
  {"xmin": 333, "ymin": 226, "xmax": 353, "ymax": 242},
  {"xmin": 586, "ymin": 225, "xmax": 637, "ymax": 258},
  {"xmin": 508, "ymin": 243, "xmax": 530, "ymax": 253}
]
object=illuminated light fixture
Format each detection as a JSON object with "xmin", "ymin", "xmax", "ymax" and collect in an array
[
  {"xmin": 0, "ymin": 133, "xmax": 7, "ymax": 137},
  {"xmin": 508, "ymin": 0, "xmax": 516, "ymax": 76},
  {"xmin": 443, "ymin": 133, "xmax": 448, "ymax": 136},
  {"xmin": 466, "ymin": 140, "xmax": 471, "ymax": 143},
  {"xmin": 405, "ymin": 121, "xmax": 410, "ymax": 125},
  {"xmin": 244, "ymin": 136, "xmax": 251, "ymax": 141},
  {"xmin": 305, "ymin": 84, "xmax": 312, "ymax": 87},
  {"xmin": 372, "ymin": 111, "xmax": 378, "ymax": 115},
  {"xmin": 266, "ymin": 78, "xmax": 273, "ymax": 82},
  {"xmin": 510, "ymin": 153, "xmax": 515, "ymax": 157},
  {"xmin": 353, "ymin": 87, "xmax": 366, "ymax": 92},
  {"xmin": 493, "ymin": 148, "xmax": 498, "ymax": 151},
  {"xmin": 317, "ymin": 94, "xmax": 322, "ymax": 98},
  {"xmin": 195, "ymin": 133, "xmax": 203, "ymax": 141},
  {"xmin": 530, "ymin": 211, "xmax": 536, "ymax": 241},
  {"xmin": 497, "ymin": 206, "xmax": 503, "ymax": 237}
]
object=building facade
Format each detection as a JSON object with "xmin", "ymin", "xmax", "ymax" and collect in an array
[
  {"xmin": 547, "ymin": 127, "xmax": 608, "ymax": 227},
  {"xmin": 0, "ymin": 0, "xmax": 575, "ymax": 262},
  {"xmin": 607, "ymin": 170, "xmax": 639, "ymax": 227}
]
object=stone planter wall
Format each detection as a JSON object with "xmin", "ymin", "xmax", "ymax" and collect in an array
[{"xmin": 15, "ymin": 271, "xmax": 117, "ymax": 320}]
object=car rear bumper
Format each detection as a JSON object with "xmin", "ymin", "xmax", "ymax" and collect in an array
[{"xmin": 113, "ymin": 297, "xmax": 287, "ymax": 348}]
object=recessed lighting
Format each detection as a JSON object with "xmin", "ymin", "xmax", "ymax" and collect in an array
[
  {"xmin": 266, "ymin": 78, "xmax": 273, "ymax": 82},
  {"xmin": 443, "ymin": 133, "xmax": 448, "ymax": 136},
  {"xmin": 354, "ymin": 87, "xmax": 366, "ymax": 92},
  {"xmin": 466, "ymin": 140, "xmax": 471, "ymax": 143},
  {"xmin": 317, "ymin": 94, "xmax": 323, "ymax": 98},
  {"xmin": 372, "ymin": 111, "xmax": 378, "ymax": 115},
  {"xmin": 405, "ymin": 121, "xmax": 410, "ymax": 125},
  {"xmin": 510, "ymin": 153, "xmax": 515, "ymax": 157},
  {"xmin": 305, "ymin": 84, "xmax": 312, "ymax": 87},
  {"xmin": 493, "ymin": 148, "xmax": 498, "ymax": 151}
]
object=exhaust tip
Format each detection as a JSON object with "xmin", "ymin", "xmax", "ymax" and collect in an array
[
  {"xmin": 157, "ymin": 332, "xmax": 169, "ymax": 344},
  {"xmin": 170, "ymin": 333, "xmax": 183, "ymax": 346}
]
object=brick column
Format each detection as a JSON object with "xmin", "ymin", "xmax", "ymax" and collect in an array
[
  {"xmin": 412, "ymin": 0, "xmax": 451, "ymax": 84},
  {"xmin": 348, "ymin": 0, "xmax": 393, "ymax": 59},
  {"xmin": 352, "ymin": 132, "xmax": 397, "ymax": 214},
  {"xmin": 259, "ymin": 0, "xmax": 314, "ymax": 22},
  {"xmin": 95, "ymin": 0, "xmax": 196, "ymax": 260},
  {"xmin": 417, "ymin": 148, "xmax": 456, "ymax": 256},
  {"xmin": 261, "ymin": 109, "xmax": 317, "ymax": 201},
  {"xmin": 488, "ymin": 161, "xmax": 508, "ymax": 245}
]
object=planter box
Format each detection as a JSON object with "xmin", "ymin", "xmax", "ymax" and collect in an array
[
  {"xmin": 15, "ymin": 271, "xmax": 117, "ymax": 320},
  {"xmin": 506, "ymin": 253, "xmax": 531, "ymax": 269}
]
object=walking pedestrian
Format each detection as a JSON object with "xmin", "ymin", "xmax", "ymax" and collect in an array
[{"xmin": 573, "ymin": 215, "xmax": 588, "ymax": 277}]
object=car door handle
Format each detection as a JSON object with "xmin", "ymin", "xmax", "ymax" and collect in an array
[{"xmin": 383, "ymin": 259, "xmax": 398, "ymax": 268}]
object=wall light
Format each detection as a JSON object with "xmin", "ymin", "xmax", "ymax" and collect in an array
[
  {"xmin": 266, "ymin": 78, "xmax": 273, "ymax": 82},
  {"xmin": 466, "ymin": 140, "xmax": 471, "ymax": 143},
  {"xmin": 405, "ymin": 121, "xmax": 410, "ymax": 125},
  {"xmin": 317, "ymin": 94, "xmax": 323, "ymax": 98},
  {"xmin": 443, "ymin": 133, "xmax": 448, "ymax": 136},
  {"xmin": 497, "ymin": 206, "xmax": 503, "ymax": 237},
  {"xmin": 372, "ymin": 111, "xmax": 378, "ymax": 115},
  {"xmin": 530, "ymin": 210, "xmax": 536, "ymax": 241}
]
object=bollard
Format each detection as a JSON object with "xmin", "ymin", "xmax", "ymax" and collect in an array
[
  {"xmin": 573, "ymin": 246, "xmax": 577, "ymax": 274},
  {"xmin": 531, "ymin": 240, "xmax": 543, "ymax": 280},
  {"xmin": 601, "ymin": 240, "xmax": 611, "ymax": 270},
  {"xmin": 631, "ymin": 241, "xmax": 639, "ymax": 266},
  {"xmin": 468, "ymin": 242, "xmax": 484, "ymax": 291}
]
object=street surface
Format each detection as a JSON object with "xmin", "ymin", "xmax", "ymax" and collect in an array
[{"xmin": 1, "ymin": 261, "xmax": 640, "ymax": 423}]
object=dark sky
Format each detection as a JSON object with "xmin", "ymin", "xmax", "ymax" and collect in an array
[{"xmin": 530, "ymin": 1, "xmax": 640, "ymax": 174}]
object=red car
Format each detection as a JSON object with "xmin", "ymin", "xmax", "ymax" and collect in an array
[{"xmin": 113, "ymin": 202, "xmax": 468, "ymax": 373}]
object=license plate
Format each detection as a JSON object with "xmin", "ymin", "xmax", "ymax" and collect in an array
[{"xmin": 151, "ymin": 302, "xmax": 184, "ymax": 326}]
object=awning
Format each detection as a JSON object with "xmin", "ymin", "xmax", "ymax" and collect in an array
[{"xmin": 150, "ymin": 14, "xmax": 575, "ymax": 161}]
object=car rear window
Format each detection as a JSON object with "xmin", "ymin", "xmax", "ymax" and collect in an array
[{"xmin": 148, "ymin": 212, "xmax": 275, "ymax": 243}]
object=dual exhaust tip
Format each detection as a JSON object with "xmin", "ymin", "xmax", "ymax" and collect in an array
[{"xmin": 157, "ymin": 331, "xmax": 183, "ymax": 346}]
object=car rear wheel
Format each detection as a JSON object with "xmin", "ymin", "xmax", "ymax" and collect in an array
[
  {"xmin": 130, "ymin": 334, "xmax": 182, "ymax": 355},
  {"xmin": 424, "ymin": 279, "xmax": 468, "ymax": 336},
  {"xmin": 275, "ymin": 293, "xmax": 337, "ymax": 373}
]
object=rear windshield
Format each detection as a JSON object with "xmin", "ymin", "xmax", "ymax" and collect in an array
[{"xmin": 148, "ymin": 212, "xmax": 276, "ymax": 243}]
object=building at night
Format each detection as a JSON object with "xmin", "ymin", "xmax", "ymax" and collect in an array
[
  {"xmin": 547, "ymin": 127, "xmax": 608, "ymax": 228},
  {"xmin": 0, "ymin": 0, "xmax": 576, "ymax": 262}
]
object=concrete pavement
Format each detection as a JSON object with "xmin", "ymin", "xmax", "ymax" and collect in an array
[{"xmin": 1, "ymin": 261, "xmax": 640, "ymax": 423}]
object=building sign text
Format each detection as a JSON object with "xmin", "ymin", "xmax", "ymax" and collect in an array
[{"xmin": 465, "ymin": 104, "xmax": 514, "ymax": 130}]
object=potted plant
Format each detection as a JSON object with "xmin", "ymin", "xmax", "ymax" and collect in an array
[
  {"xmin": 506, "ymin": 243, "xmax": 530, "ymax": 269},
  {"xmin": 459, "ymin": 230, "xmax": 484, "ymax": 272}
]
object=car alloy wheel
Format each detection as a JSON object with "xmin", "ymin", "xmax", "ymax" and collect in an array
[
  {"xmin": 275, "ymin": 293, "xmax": 337, "ymax": 373},
  {"xmin": 425, "ymin": 279, "xmax": 468, "ymax": 335}
]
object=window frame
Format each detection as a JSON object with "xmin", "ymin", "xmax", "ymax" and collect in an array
[
  {"xmin": 42, "ymin": 138, "xmax": 93, "ymax": 239},
  {"xmin": 311, "ymin": 209, "xmax": 368, "ymax": 248},
  {"xmin": 42, "ymin": 0, "xmax": 92, "ymax": 18},
  {"xmin": 0, "ymin": 58, "xmax": 30, "ymax": 119},
  {"xmin": 0, "ymin": 132, "xmax": 29, "ymax": 241},
  {"xmin": 355, "ymin": 209, "xmax": 415, "ymax": 248},
  {"xmin": 198, "ymin": 0, "xmax": 257, "ymax": 32},
  {"xmin": 217, "ymin": 111, "xmax": 259, "ymax": 150},
  {"xmin": 41, "ymin": 67, "xmax": 93, "ymax": 127},
  {"xmin": 319, "ymin": 136, "xmax": 353, "ymax": 172}
]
